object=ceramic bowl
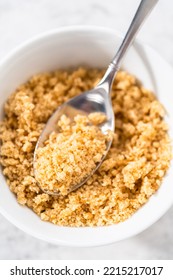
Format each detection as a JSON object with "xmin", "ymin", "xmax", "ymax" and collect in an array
[{"xmin": 0, "ymin": 26, "xmax": 173, "ymax": 247}]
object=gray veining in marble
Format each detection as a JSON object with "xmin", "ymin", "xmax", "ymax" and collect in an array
[{"xmin": 0, "ymin": 0, "xmax": 173, "ymax": 260}]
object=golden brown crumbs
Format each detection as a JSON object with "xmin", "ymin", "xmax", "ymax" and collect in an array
[
  {"xmin": 35, "ymin": 113, "xmax": 108, "ymax": 196},
  {"xmin": 0, "ymin": 67, "xmax": 172, "ymax": 226}
]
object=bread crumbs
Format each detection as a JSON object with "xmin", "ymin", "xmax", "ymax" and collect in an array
[
  {"xmin": 35, "ymin": 113, "xmax": 109, "ymax": 196},
  {"xmin": 0, "ymin": 67, "xmax": 172, "ymax": 226}
]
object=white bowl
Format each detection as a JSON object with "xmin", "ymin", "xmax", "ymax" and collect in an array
[{"xmin": 0, "ymin": 26, "xmax": 173, "ymax": 247}]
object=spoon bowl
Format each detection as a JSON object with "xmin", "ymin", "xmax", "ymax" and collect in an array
[{"xmin": 33, "ymin": 84, "xmax": 115, "ymax": 195}]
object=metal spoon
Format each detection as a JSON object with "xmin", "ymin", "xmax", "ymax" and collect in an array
[{"xmin": 34, "ymin": 0, "xmax": 159, "ymax": 195}]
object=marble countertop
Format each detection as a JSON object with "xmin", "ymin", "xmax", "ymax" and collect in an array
[{"xmin": 0, "ymin": 0, "xmax": 173, "ymax": 260}]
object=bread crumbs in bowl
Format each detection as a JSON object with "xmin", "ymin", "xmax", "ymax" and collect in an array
[{"xmin": 0, "ymin": 27, "xmax": 173, "ymax": 246}]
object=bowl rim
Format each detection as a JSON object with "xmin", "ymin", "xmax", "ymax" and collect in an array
[{"xmin": 0, "ymin": 25, "xmax": 173, "ymax": 247}]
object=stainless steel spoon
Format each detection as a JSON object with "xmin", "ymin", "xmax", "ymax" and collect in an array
[{"xmin": 34, "ymin": 0, "xmax": 159, "ymax": 195}]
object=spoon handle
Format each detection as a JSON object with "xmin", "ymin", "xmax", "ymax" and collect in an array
[{"xmin": 97, "ymin": 0, "xmax": 159, "ymax": 90}]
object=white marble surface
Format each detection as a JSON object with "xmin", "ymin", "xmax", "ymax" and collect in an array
[{"xmin": 0, "ymin": 0, "xmax": 173, "ymax": 260}]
